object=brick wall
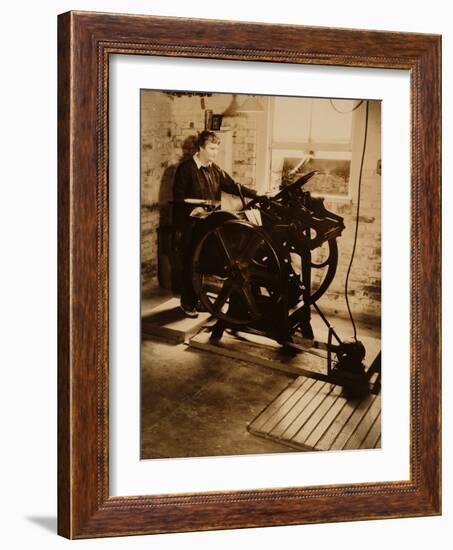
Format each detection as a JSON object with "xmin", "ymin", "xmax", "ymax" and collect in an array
[
  {"xmin": 141, "ymin": 91, "xmax": 257, "ymax": 292},
  {"xmin": 316, "ymin": 101, "xmax": 381, "ymax": 325}
]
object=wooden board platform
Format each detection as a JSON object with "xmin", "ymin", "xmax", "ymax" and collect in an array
[
  {"xmin": 141, "ymin": 298, "xmax": 211, "ymax": 344},
  {"xmin": 189, "ymin": 325, "xmax": 380, "ymax": 385},
  {"xmin": 248, "ymin": 376, "xmax": 381, "ymax": 452},
  {"xmin": 189, "ymin": 328, "xmax": 327, "ymax": 377}
]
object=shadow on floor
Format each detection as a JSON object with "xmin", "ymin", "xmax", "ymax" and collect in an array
[{"xmin": 26, "ymin": 516, "xmax": 57, "ymax": 534}]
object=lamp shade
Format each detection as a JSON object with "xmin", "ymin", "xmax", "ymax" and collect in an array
[
  {"xmin": 223, "ymin": 94, "xmax": 264, "ymax": 116},
  {"xmin": 236, "ymin": 95, "xmax": 264, "ymax": 113}
]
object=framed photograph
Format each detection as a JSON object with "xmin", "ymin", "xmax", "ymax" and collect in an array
[{"xmin": 58, "ymin": 11, "xmax": 441, "ymax": 538}]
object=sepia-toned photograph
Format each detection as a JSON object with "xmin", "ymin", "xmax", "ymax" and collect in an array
[{"xmin": 140, "ymin": 90, "xmax": 381, "ymax": 459}]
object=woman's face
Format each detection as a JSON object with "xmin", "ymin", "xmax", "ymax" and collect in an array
[{"xmin": 199, "ymin": 142, "xmax": 220, "ymax": 164}]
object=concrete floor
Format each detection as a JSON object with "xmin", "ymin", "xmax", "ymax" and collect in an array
[
  {"xmin": 140, "ymin": 289, "xmax": 380, "ymax": 460},
  {"xmin": 141, "ymin": 337, "xmax": 293, "ymax": 458}
]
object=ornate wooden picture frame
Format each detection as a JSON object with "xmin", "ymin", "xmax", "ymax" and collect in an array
[{"xmin": 58, "ymin": 11, "xmax": 441, "ymax": 538}]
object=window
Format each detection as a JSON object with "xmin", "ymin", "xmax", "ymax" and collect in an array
[{"xmin": 269, "ymin": 97, "xmax": 356, "ymax": 198}]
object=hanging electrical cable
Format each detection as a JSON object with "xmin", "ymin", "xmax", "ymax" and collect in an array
[
  {"xmin": 344, "ymin": 100, "xmax": 369, "ymax": 341},
  {"xmin": 329, "ymin": 99, "xmax": 364, "ymax": 114}
]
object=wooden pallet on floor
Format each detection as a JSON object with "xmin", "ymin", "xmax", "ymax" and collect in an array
[
  {"xmin": 141, "ymin": 298, "xmax": 211, "ymax": 344},
  {"xmin": 248, "ymin": 376, "xmax": 381, "ymax": 452}
]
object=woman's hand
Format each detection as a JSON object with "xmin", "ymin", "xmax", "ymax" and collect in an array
[{"xmin": 189, "ymin": 206, "xmax": 207, "ymax": 218}]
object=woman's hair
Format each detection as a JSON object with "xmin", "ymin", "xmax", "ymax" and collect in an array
[{"xmin": 198, "ymin": 130, "xmax": 221, "ymax": 148}]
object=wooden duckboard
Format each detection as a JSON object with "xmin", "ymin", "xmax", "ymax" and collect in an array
[
  {"xmin": 248, "ymin": 376, "xmax": 381, "ymax": 452},
  {"xmin": 141, "ymin": 298, "xmax": 211, "ymax": 344}
]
